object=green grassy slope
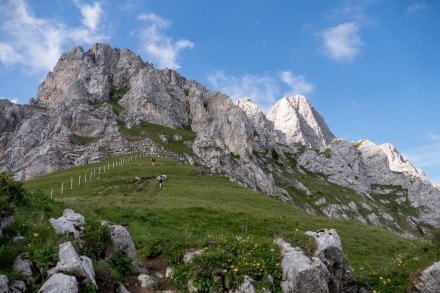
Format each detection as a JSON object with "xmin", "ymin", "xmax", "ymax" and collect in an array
[{"xmin": 21, "ymin": 154, "xmax": 439, "ymax": 292}]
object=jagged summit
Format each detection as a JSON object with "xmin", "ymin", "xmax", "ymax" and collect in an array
[{"xmin": 266, "ymin": 95, "xmax": 335, "ymax": 148}]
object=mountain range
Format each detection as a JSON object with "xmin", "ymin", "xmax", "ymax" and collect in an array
[{"xmin": 1, "ymin": 43, "xmax": 439, "ymax": 238}]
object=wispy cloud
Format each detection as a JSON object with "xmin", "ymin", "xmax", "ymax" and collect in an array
[
  {"xmin": 207, "ymin": 71, "xmax": 280, "ymax": 113},
  {"xmin": 405, "ymin": 2, "xmax": 428, "ymax": 14},
  {"xmin": 321, "ymin": 22, "xmax": 363, "ymax": 62},
  {"xmin": 280, "ymin": 71, "xmax": 314, "ymax": 96},
  {"xmin": 75, "ymin": 1, "xmax": 103, "ymax": 31},
  {"xmin": 0, "ymin": 43, "xmax": 25, "ymax": 65},
  {"xmin": 0, "ymin": 0, "xmax": 108, "ymax": 73},
  {"xmin": 137, "ymin": 12, "xmax": 194, "ymax": 70}
]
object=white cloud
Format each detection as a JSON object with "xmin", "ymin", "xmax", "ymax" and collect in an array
[
  {"xmin": 207, "ymin": 71, "xmax": 280, "ymax": 113},
  {"xmin": 0, "ymin": 43, "xmax": 25, "ymax": 65},
  {"xmin": 0, "ymin": 0, "xmax": 108, "ymax": 73},
  {"xmin": 406, "ymin": 2, "xmax": 428, "ymax": 14},
  {"xmin": 321, "ymin": 22, "xmax": 363, "ymax": 62},
  {"xmin": 137, "ymin": 12, "xmax": 194, "ymax": 70},
  {"xmin": 280, "ymin": 71, "xmax": 314, "ymax": 96},
  {"xmin": 76, "ymin": 1, "xmax": 103, "ymax": 31}
]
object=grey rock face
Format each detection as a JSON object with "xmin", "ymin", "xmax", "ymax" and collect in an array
[
  {"xmin": 48, "ymin": 241, "xmax": 97, "ymax": 289},
  {"xmin": 305, "ymin": 229, "xmax": 354, "ymax": 293},
  {"xmin": 275, "ymin": 238, "xmax": 330, "ymax": 293},
  {"xmin": 38, "ymin": 273, "xmax": 78, "ymax": 293},
  {"xmin": 296, "ymin": 138, "xmax": 440, "ymax": 231},
  {"xmin": 49, "ymin": 209, "xmax": 85, "ymax": 238},
  {"xmin": 12, "ymin": 255, "xmax": 33, "ymax": 279},
  {"xmin": 107, "ymin": 224, "xmax": 137, "ymax": 266},
  {"xmin": 412, "ymin": 261, "xmax": 440, "ymax": 293},
  {"xmin": 0, "ymin": 214, "xmax": 14, "ymax": 237},
  {"xmin": 0, "ymin": 275, "xmax": 8, "ymax": 293},
  {"xmin": 8, "ymin": 280, "xmax": 26, "ymax": 293}
]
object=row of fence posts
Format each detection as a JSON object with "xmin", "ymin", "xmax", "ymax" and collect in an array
[{"xmin": 50, "ymin": 152, "xmax": 158, "ymax": 198}]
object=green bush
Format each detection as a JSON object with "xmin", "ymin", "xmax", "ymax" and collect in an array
[
  {"xmin": 108, "ymin": 253, "xmax": 133, "ymax": 282},
  {"xmin": 172, "ymin": 235, "xmax": 281, "ymax": 292},
  {"xmin": 0, "ymin": 172, "xmax": 26, "ymax": 211},
  {"xmin": 78, "ymin": 220, "xmax": 111, "ymax": 260},
  {"xmin": 28, "ymin": 244, "xmax": 58, "ymax": 278}
]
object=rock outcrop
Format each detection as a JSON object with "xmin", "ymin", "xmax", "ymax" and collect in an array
[
  {"xmin": 412, "ymin": 261, "xmax": 440, "ymax": 293},
  {"xmin": 275, "ymin": 229, "xmax": 363, "ymax": 293},
  {"xmin": 49, "ymin": 209, "xmax": 86, "ymax": 238},
  {"xmin": 47, "ymin": 241, "xmax": 97, "ymax": 289}
]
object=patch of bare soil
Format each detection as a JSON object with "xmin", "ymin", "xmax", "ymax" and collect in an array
[{"xmin": 95, "ymin": 255, "xmax": 177, "ymax": 292}]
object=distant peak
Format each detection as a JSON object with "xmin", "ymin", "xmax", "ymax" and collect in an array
[{"xmin": 267, "ymin": 95, "xmax": 335, "ymax": 147}]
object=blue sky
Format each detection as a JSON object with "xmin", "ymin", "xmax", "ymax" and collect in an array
[{"xmin": 1, "ymin": 0, "xmax": 439, "ymax": 183}]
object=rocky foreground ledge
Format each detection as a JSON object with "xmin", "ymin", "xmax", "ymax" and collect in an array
[{"xmin": 1, "ymin": 209, "xmax": 439, "ymax": 292}]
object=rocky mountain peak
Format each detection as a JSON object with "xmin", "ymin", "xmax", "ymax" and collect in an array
[
  {"xmin": 266, "ymin": 95, "xmax": 335, "ymax": 147},
  {"xmin": 35, "ymin": 43, "xmax": 149, "ymax": 108}
]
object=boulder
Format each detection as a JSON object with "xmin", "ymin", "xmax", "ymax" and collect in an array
[
  {"xmin": 233, "ymin": 275, "xmax": 256, "ymax": 293},
  {"xmin": 305, "ymin": 228, "xmax": 350, "ymax": 292},
  {"xmin": 13, "ymin": 255, "xmax": 33, "ymax": 279},
  {"xmin": 38, "ymin": 273, "xmax": 78, "ymax": 293},
  {"xmin": 48, "ymin": 241, "xmax": 97, "ymax": 288},
  {"xmin": 275, "ymin": 238, "xmax": 330, "ymax": 292},
  {"xmin": 0, "ymin": 214, "xmax": 14, "ymax": 237},
  {"xmin": 106, "ymin": 224, "xmax": 137, "ymax": 266},
  {"xmin": 8, "ymin": 280, "xmax": 26, "ymax": 293},
  {"xmin": 137, "ymin": 274, "xmax": 156, "ymax": 288},
  {"xmin": 412, "ymin": 261, "xmax": 440, "ymax": 292},
  {"xmin": 0, "ymin": 275, "xmax": 8, "ymax": 293},
  {"xmin": 49, "ymin": 209, "xmax": 85, "ymax": 238}
]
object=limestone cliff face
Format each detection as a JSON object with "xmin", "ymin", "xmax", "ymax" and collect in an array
[
  {"xmin": 1, "ymin": 43, "xmax": 439, "ymax": 234},
  {"xmin": 267, "ymin": 95, "xmax": 335, "ymax": 147},
  {"xmin": 0, "ymin": 43, "xmax": 275, "ymax": 194}
]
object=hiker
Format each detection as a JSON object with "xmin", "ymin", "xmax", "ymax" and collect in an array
[
  {"xmin": 157, "ymin": 174, "xmax": 166, "ymax": 189},
  {"xmin": 151, "ymin": 156, "xmax": 156, "ymax": 166}
]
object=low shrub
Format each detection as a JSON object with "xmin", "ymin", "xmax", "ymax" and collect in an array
[
  {"xmin": 108, "ymin": 253, "xmax": 133, "ymax": 282},
  {"xmin": 78, "ymin": 220, "xmax": 112, "ymax": 260},
  {"xmin": 172, "ymin": 235, "xmax": 282, "ymax": 292}
]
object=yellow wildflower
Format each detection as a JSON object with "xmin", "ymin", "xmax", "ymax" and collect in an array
[{"xmin": 33, "ymin": 233, "xmax": 39, "ymax": 238}]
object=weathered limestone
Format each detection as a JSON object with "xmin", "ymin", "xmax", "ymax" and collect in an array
[
  {"xmin": 275, "ymin": 237, "xmax": 330, "ymax": 292},
  {"xmin": 38, "ymin": 273, "xmax": 78, "ymax": 293},
  {"xmin": 275, "ymin": 228, "xmax": 361, "ymax": 293},
  {"xmin": 412, "ymin": 261, "xmax": 440, "ymax": 293},
  {"xmin": 47, "ymin": 241, "xmax": 97, "ymax": 289},
  {"xmin": 49, "ymin": 209, "xmax": 85, "ymax": 238},
  {"xmin": 106, "ymin": 223, "xmax": 137, "ymax": 267}
]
